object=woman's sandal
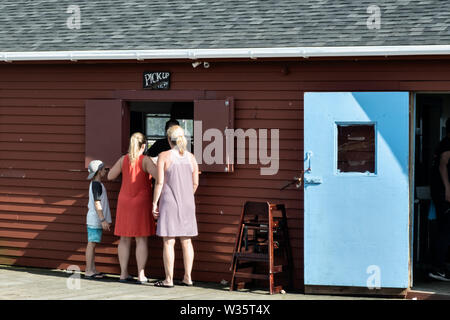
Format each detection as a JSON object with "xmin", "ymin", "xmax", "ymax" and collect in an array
[
  {"xmin": 136, "ymin": 278, "xmax": 152, "ymax": 285},
  {"xmin": 179, "ymin": 281, "xmax": 194, "ymax": 287},
  {"xmin": 119, "ymin": 275, "xmax": 135, "ymax": 283},
  {"xmin": 154, "ymin": 280, "xmax": 174, "ymax": 288},
  {"xmin": 84, "ymin": 273, "xmax": 105, "ymax": 280}
]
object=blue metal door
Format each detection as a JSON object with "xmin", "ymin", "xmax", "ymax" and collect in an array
[{"xmin": 304, "ymin": 92, "xmax": 410, "ymax": 288}]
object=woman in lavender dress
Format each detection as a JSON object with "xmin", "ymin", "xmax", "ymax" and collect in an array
[{"xmin": 152, "ymin": 125, "xmax": 199, "ymax": 287}]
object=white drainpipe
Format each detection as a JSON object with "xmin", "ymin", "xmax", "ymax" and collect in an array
[{"xmin": 1, "ymin": 45, "xmax": 450, "ymax": 62}]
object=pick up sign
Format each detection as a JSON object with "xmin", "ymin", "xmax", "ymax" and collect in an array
[{"xmin": 143, "ymin": 71, "xmax": 170, "ymax": 89}]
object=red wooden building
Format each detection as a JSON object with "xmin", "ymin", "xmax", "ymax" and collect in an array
[{"xmin": 1, "ymin": 1, "xmax": 450, "ymax": 295}]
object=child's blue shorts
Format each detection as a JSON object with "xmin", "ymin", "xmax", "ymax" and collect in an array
[{"xmin": 87, "ymin": 226, "xmax": 103, "ymax": 243}]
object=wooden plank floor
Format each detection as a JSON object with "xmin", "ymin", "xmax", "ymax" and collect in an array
[{"xmin": 0, "ymin": 265, "xmax": 384, "ymax": 300}]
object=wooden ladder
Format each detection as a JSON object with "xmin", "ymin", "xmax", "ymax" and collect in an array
[{"xmin": 229, "ymin": 201, "xmax": 293, "ymax": 294}]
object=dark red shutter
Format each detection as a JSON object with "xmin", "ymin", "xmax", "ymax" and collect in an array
[
  {"xmin": 85, "ymin": 99, "xmax": 129, "ymax": 168},
  {"xmin": 194, "ymin": 97, "xmax": 234, "ymax": 172}
]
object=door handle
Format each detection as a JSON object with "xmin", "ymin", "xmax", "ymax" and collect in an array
[
  {"xmin": 280, "ymin": 172, "xmax": 304, "ymax": 190},
  {"xmin": 304, "ymin": 176, "xmax": 323, "ymax": 185}
]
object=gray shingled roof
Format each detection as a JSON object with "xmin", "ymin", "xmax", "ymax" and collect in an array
[{"xmin": 1, "ymin": 0, "xmax": 449, "ymax": 52}]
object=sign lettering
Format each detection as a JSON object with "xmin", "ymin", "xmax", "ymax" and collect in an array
[{"xmin": 143, "ymin": 71, "xmax": 170, "ymax": 90}]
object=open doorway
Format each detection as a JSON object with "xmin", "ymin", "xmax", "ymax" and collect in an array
[
  {"xmin": 413, "ymin": 93, "xmax": 450, "ymax": 293},
  {"xmin": 128, "ymin": 101, "xmax": 194, "ymax": 152}
]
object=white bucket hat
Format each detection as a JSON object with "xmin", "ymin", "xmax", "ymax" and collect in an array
[{"xmin": 87, "ymin": 160, "xmax": 104, "ymax": 180}]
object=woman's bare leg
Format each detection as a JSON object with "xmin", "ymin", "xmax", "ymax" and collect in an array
[
  {"xmin": 135, "ymin": 236, "xmax": 148, "ymax": 281},
  {"xmin": 180, "ymin": 237, "xmax": 194, "ymax": 284},
  {"xmin": 162, "ymin": 237, "xmax": 176, "ymax": 286},
  {"xmin": 118, "ymin": 236, "xmax": 132, "ymax": 280}
]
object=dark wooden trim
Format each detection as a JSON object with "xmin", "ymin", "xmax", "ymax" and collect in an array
[
  {"xmin": 2, "ymin": 54, "xmax": 450, "ymax": 66},
  {"xmin": 304, "ymin": 285, "xmax": 408, "ymax": 298},
  {"xmin": 113, "ymin": 89, "xmax": 208, "ymax": 101},
  {"xmin": 408, "ymin": 92, "xmax": 415, "ymax": 288}
]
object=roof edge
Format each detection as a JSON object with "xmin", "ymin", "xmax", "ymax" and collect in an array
[{"xmin": 1, "ymin": 45, "xmax": 450, "ymax": 62}]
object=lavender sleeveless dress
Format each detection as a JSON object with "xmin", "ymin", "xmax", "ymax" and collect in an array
[{"xmin": 156, "ymin": 149, "xmax": 198, "ymax": 237}]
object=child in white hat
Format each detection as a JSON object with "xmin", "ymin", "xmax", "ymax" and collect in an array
[{"xmin": 85, "ymin": 160, "xmax": 112, "ymax": 279}]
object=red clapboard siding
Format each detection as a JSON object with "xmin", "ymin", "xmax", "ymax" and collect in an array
[
  {"xmin": 2, "ymin": 58, "xmax": 450, "ymax": 291},
  {"xmin": 0, "ymin": 98, "xmax": 85, "ymax": 107},
  {"xmin": 0, "ymin": 133, "xmax": 84, "ymax": 144}
]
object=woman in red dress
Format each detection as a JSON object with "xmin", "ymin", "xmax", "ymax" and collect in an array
[{"xmin": 108, "ymin": 132, "xmax": 156, "ymax": 283}]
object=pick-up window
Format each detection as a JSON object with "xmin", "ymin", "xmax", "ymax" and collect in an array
[{"xmin": 85, "ymin": 98, "xmax": 234, "ymax": 172}]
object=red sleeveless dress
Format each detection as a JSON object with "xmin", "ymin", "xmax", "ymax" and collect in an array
[{"xmin": 114, "ymin": 154, "xmax": 155, "ymax": 237}]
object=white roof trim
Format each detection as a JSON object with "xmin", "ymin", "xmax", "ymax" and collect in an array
[{"xmin": 1, "ymin": 45, "xmax": 450, "ymax": 62}]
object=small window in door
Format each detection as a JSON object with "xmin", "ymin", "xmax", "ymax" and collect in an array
[{"xmin": 337, "ymin": 124, "xmax": 375, "ymax": 173}]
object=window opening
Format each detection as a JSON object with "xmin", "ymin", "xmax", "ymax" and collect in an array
[
  {"xmin": 129, "ymin": 101, "xmax": 194, "ymax": 152},
  {"xmin": 337, "ymin": 124, "xmax": 375, "ymax": 173}
]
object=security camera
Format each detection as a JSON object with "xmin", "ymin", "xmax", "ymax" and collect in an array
[
  {"xmin": 203, "ymin": 62, "xmax": 210, "ymax": 68},
  {"xmin": 192, "ymin": 61, "xmax": 202, "ymax": 68}
]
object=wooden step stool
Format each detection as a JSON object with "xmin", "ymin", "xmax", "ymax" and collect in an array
[{"xmin": 229, "ymin": 201, "xmax": 293, "ymax": 294}]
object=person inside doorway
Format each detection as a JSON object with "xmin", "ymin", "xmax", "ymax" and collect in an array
[
  {"xmin": 429, "ymin": 117, "xmax": 450, "ymax": 281},
  {"xmin": 146, "ymin": 118, "xmax": 180, "ymax": 157}
]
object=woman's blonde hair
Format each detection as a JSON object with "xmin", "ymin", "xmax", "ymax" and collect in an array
[
  {"xmin": 167, "ymin": 125, "xmax": 187, "ymax": 155},
  {"xmin": 128, "ymin": 132, "xmax": 146, "ymax": 163}
]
